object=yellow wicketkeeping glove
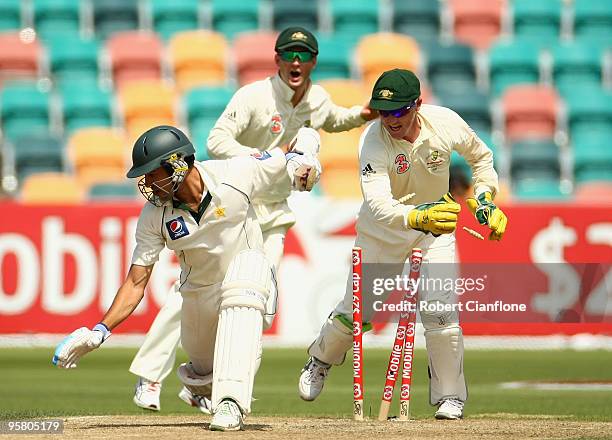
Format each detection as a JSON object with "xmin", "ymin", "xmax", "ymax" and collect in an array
[
  {"xmin": 407, "ymin": 193, "xmax": 461, "ymax": 236},
  {"xmin": 466, "ymin": 191, "xmax": 508, "ymax": 241}
]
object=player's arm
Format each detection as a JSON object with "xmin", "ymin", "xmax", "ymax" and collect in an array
[
  {"xmin": 320, "ymin": 90, "xmax": 372, "ymax": 132},
  {"xmin": 207, "ymin": 88, "xmax": 260, "ymax": 158}
]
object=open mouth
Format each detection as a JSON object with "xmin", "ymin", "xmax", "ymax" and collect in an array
[
  {"xmin": 388, "ymin": 124, "xmax": 402, "ymax": 133},
  {"xmin": 290, "ymin": 70, "xmax": 301, "ymax": 80}
]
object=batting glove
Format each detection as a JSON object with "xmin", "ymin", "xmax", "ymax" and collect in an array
[
  {"xmin": 407, "ymin": 193, "xmax": 461, "ymax": 236},
  {"xmin": 52, "ymin": 323, "xmax": 111, "ymax": 369},
  {"xmin": 286, "ymin": 152, "xmax": 322, "ymax": 192},
  {"xmin": 466, "ymin": 191, "xmax": 507, "ymax": 241}
]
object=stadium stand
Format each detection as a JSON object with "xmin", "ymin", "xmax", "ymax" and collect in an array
[
  {"xmin": 233, "ymin": 30, "xmax": 278, "ymax": 86},
  {"xmin": 425, "ymin": 42, "xmax": 476, "ymax": 95},
  {"xmin": 12, "ymin": 133, "xmax": 64, "ymax": 182},
  {"xmin": 59, "ymin": 82, "xmax": 113, "ymax": 134},
  {"xmin": 0, "ymin": 32, "xmax": 43, "ymax": 84},
  {"xmin": 271, "ymin": 0, "xmax": 319, "ymax": 31},
  {"xmin": 391, "ymin": 0, "xmax": 441, "ymax": 44},
  {"xmin": 20, "ymin": 172, "xmax": 84, "ymax": 204},
  {"xmin": 501, "ymin": 84, "xmax": 560, "ymax": 142},
  {"xmin": 47, "ymin": 37, "xmax": 100, "ymax": 84},
  {"xmin": 106, "ymin": 31, "xmax": 164, "ymax": 88},
  {"xmin": 449, "ymin": 0, "xmax": 506, "ymax": 50},
  {"xmin": 0, "ymin": 0, "xmax": 21, "ymax": 31},
  {"xmin": 311, "ymin": 34, "xmax": 353, "ymax": 81},
  {"xmin": 0, "ymin": 82, "xmax": 50, "ymax": 142},
  {"xmin": 329, "ymin": 0, "xmax": 379, "ymax": 41},
  {"xmin": 149, "ymin": 0, "xmax": 201, "ymax": 41},
  {"xmin": 488, "ymin": 39, "xmax": 542, "ymax": 96},
  {"xmin": 211, "ymin": 0, "xmax": 260, "ymax": 40},
  {"xmin": 32, "ymin": 0, "xmax": 81, "ymax": 40},
  {"xmin": 92, "ymin": 0, "xmax": 140, "ymax": 40},
  {"xmin": 511, "ymin": 0, "xmax": 562, "ymax": 45}
]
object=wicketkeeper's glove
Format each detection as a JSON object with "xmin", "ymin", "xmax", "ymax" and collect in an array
[
  {"xmin": 466, "ymin": 191, "xmax": 507, "ymax": 241},
  {"xmin": 52, "ymin": 324, "xmax": 111, "ymax": 369},
  {"xmin": 407, "ymin": 192, "xmax": 461, "ymax": 236}
]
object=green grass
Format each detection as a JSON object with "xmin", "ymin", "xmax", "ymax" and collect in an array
[{"xmin": 1, "ymin": 348, "xmax": 611, "ymax": 421}]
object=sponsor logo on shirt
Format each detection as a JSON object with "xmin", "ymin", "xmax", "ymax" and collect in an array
[
  {"xmin": 251, "ymin": 151, "xmax": 272, "ymax": 160},
  {"xmin": 426, "ymin": 150, "xmax": 445, "ymax": 169},
  {"xmin": 224, "ymin": 110, "xmax": 236, "ymax": 121},
  {"xmin": 166, "ymin": 216, "xmax": 189, "ymax": 240},
  {"xmin": 395, "ymin": 154, "xmax": 410, "ymax": 174},
  {"xmin": 361, "ymin": 163, "xmax": 376, "ymax": 176},
  {"xmin": 270, "ymin": 114, "xmax": 283, "ymax": 134}
]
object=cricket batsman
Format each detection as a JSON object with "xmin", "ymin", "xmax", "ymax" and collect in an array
[
  {"xmin": 298, "ymin": 69, "xmax": 508, "ymax": 419},
  {"xmin": 52, "ymin": 125, "xmax": 319, "ymax": 431}
]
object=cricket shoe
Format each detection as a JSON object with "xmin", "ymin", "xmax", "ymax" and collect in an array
[
  {"xmin": 133, "ymin": 377, "xmax": 161, "ymax": 411},
  {"xmin": 435, "ymin": 398, "xmax": 464, "ymax": 419},
  {"xmin": 298, "ymin": 357, "xmax": 331, "ymax": 401},
  {"xmin": 209, "ymin": 399, "xmax": 244, "ymax": 431},
  {"xmin": 178, "ymin": 386, "xmax": 212, "ymax": 414}
]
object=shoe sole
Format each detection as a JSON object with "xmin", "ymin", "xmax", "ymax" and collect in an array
[
  {"xmin": 209, "ymin": 423, "xmax": 244, "ymax": 432},
  {"xmin": 133, "ymin": 396, "xmax": 160, "ymax": 411},
  {"xmin": 178, "ymin": 390, "xmax": 211, "ymax": 414},
  {"xmin": 434, "ymin": 412, "xmax": 463, "ymax": 420}
]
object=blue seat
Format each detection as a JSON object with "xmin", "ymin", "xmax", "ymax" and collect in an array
[
  {"xmin": 488, "ymin": 39, "xmax": 541, "ymax": 96},
  {"xmin": 89, "ymin": 181, "xmax": 138, "ymax": 200},
  {"xmin": 512, "ymin": 0, "xmax": 562, "ymax": 46},
  {"xmin": 12, "ymin": 133, "xmax": 64, "ymax": 181},
  {"xmin": 92, "ymin": 0, "xmax": 140, "ymax": 40},
  {"xmin": 330, "ymin": 0, "xmax": 379, "ymax": 41},
  {"xmin": 212, "ymin": 0, "xmax": 259, "ymax": 40},
  {"xmin": 425, "ymin": 42, "xmax": 475, "ymax": 95},
  {"xmin": 1, "ymin": 83, "xmax": 50, "ymax": 142},
  {"xmin": 573, "ymin": 134, "xmax": 612, "ymax": 184},
  {"xmin": 47, "ymin": 37, "xmax": 100, "ymax": 83},
  {"xmin": 551, "ymin": 41, "xmax": 604, "ymax": 91},
  {"xmin": 392, "ymin": 0, "xmax": 440, "ymax": 44},
  {"xmin": 513, "ymin": 177, "xmax": 569, "ymax": 201},
  {"xmin": 271, "ymin": 0, "xmax": 318, "ymax": 31},
  {"xmin": 436, "ymin": 89, "xmax": 492, "ymax": 134},
  {"xmin": 311, "ymin": 34, "xmax": 353, "ymax": 81},
  {"xmin": 33, "ymin": 0, "xmax": 81, "ymax": 40},
  {"xmin": 510, "ymin": 139, "xmax": 560, "ymax": 181},
  {"xmin": 564, "ymin": 87, "xmax": 612, "ymax": 141},
  {"xmin": 573, "ymin": 0, "xmax": 612, "ymax": 41},
  {"xmin": 0, "ymin": 0, "xmax": 21, "ymax": 31},
  {"xmin": 60, "ymin": 82, "xmax": 113, "ymax": 134},
  {"xmin": 150, "ymin": 0, "xmax": 200, "ymax": 41}
]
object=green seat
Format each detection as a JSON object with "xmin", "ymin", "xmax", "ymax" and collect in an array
[
  {"xmin": 272, "ymin": 0, "xmax": 318, "ymax": 31},
  {"xmin": 212, "ymin": 0, "xmax": 259, "ymax": 40},
  {"xmin": 437, "ymin": 89, "xmax": 492, "ymax": 134},
  {"xmin": 1, "ymin": 83, "xmax": 50, "ymax": 142},
  {"xmin": 574, "ymin": 0, "xmax": 612, "ymax": 40},
  {"xmin": 330, "ymin": 0, "xmax": 379, "ymax": 41},
  {"xmin": 89, "ymin": 182, "xmax": 138, "ymax": 200},
  {"xmin": 92, "ymin": 0, "xmax": 139, "ymax": 40},
  {"xmin": 60, "ymin": 83, "xmax": 112, "ymax": 134},
  {"xmin": 564, "ymin": 88, "xmax": 612, "ymax": 141},
  {"xmin": 488, "ymin": 40, "xmax": 541, "ymax": 96},
  {"xmin": 573, "ymin": 134, "xmax": 612, "ymax": 184},
  {"xmin": 33, "ymin": 0, "xmax": 81, "ymax": 40},
  {"xmin": 311, "ymin": 34, "xmax": 352, "ymax": 81},
  {"xmin": 190, "ymin": 120, "xmax": 215, "ymax": 161},
  {"xmin": 425, "ymin": 42, "xmax": 475, "ymax": 95},
  {"xmin": 48, "ymin": 37, "xmax": 100, "ymax": 83},
  {"xmin": 12, "ymin": 133, "xmax": 64, "ymax": 181},
  {"xmin": 150, "ymin": 0, "xmax": 200, "ymax": 41},
  {"xmin": 392, "ymin": 0, "xmax": 440, "ymax": 44},
  {"xmin": 510, "ymin": 139, "xmax": 560, "ymax": 181},
  {"xmin": 512, "ymin": 0, "xmax": 562, "ymax": 45},
  {"xmin": 0, "ymin": 0, "xmax": 21, "ymax": 31},
  {"xmin": 551, "ymin": 41, "xmax": 603, "ymax": 91},
  {"xmin": 513, "ymin": 177, "xmax": 569, "ymax": 201}
]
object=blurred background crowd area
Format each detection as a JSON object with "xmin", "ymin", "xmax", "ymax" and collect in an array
[{"xmin": 0, "ymin": 0, "xmax": 610, "ymax": 205}]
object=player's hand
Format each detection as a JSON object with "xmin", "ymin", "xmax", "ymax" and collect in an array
[
  {"xmin": 289, "ymin": 127, "xmax": 320, "ymax": 155},
  {"xmin": 466, "ymin": 191, "xmax": 507, "ymax": 241},
  {"xmin": 360, "ymin": 104, "xmax": 379, "ymax": 121},
  {"xmin": 52, "ymin": 324, "xmax": 111, "ymax": 368},
  {"xmin": 407, "ymin": 193, "xmax": 461, "ymax": 235},
  {"xmin": 286, "ymin": 152, "xmax": 321, "ymax": 191}
]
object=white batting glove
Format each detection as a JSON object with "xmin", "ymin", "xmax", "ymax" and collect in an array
[
  {"xmin": 289, "ymin": 127, "xmax": 320, "ymax": 155},
  {"xmin": 52, "ymin": 324, "xmax": 111, "ymax": 369},
  {"xmin": 286, "ymin": 152, "xmax": 322, "ymax": 192}
]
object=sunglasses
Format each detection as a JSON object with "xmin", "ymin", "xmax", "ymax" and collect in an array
[
  {"xmin": 278, "ymin": 50, "xmax": 315, "ymax": 63},
  {"xmin": 379, "ymin": 100, "xmax": 418, "ymax": 118}
]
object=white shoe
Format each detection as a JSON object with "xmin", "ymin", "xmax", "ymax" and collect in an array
[
  {"xmin": 298, "ymin": 357, "xmax": 331, "ymax": 401},
  {"xmin": 209, "ymin": 399, "xmax": 244, "ymax": 431},
  {"xmin": 133, "ymin": 377, "xmax": 161, "ymax": 411},
  {"xmin": 178, "ymin": 386, "xmax": 212, "ymax": 414},
  {"xmin": 435, "ymin": 398, "xmax": 464, "ymax": 419}
]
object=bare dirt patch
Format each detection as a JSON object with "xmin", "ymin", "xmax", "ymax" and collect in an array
[{"xmin": 11, "ymin": 415, "xmax": 612, "ymax": 440}]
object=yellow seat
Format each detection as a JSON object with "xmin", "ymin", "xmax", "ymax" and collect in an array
[
  {"xmin": 319, "ymin": 128, "xmax": 363, "ymax": 169},
  {"xmin": 118, "ymin": 80, "xmax": 177, "ymax": 139},
  {"xmin": 318, "ymin": 79, "xmax": 369, "ymax": 108},
  {"xmin": 169, "ymin": 30, "xmax": 229, "ymax": 92},
  {"xmin": 320, "ymin": 167, "xmax": 362, "ymax": 200},
  {"xmin": 355, "ymin": 33, "xmax": 421, "ymax": 89},
  {"xmin": 21, "ymin": 172, "xmax": 84, "ymax": 204}
]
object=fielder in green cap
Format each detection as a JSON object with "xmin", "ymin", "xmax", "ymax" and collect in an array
[{"xmin": 298, "ymin": 68, "xmax": 508, "ymax": 421}]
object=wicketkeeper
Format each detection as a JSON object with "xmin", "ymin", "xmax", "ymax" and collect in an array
[{"xmin": 298, "ymin": 69, "xmax": 508, "ymax": 419}]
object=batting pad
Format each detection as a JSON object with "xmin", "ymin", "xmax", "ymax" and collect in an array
[
  {"xmin": 308, "ymin": 315, "xmax": 354, "ymax": 366},
  {"xmin": 425, "ymin": 325, "xmax": 468, "ymax": 405}
]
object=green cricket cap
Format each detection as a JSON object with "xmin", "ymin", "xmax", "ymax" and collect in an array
[
  {"xmin": 369, "ymin": 69, "xmax": 421, "ymax": 111},
  {"xmin": 275, "ymin": 26, "xmax": 318, "ymax": 54}
]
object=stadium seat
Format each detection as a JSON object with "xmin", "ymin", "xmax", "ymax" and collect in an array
[
  {"xmin": 573, "ymin": 0, "xmax": 612, "ymax": 41},
  {"xmin": 317, "ymin": 79, "xmax": 369, "ymax": 108},
  {"xmin": 392, "ymin": 0, "xmax": 440, "ymax": 44},
  {"xmin": 21, "ymin": 172, "xmax": 84, "ymax": 204},
  {"xmin": 425, "ymin": 42, "xmax": 476, "ymax": 95},
  {"xmin": 551, "ymin": 41, "xmax": 604, "ymax": 93},
  {"xmin": 564, "ymin": 87, "xmax": 612, "ymax": 141},
  {"xmin": 184, "ymin": 86, "xmax": 234, "ymax": 160},
  {"xmin": 47, "ymin": 36, "xmax": 100, "ymax": 84},
  {"xmin": 512, "ymin": 0, "xmax": 562, "ymax": 45},
  {"xmin": 88, "ymin": 181, "xmax": 139, "ymax": 201},
  {"xmin": 355, "ymin": 33, "xmax": 421, "ymax": 89},
  {"xmin": 319, "ymin": 128, "xmax": 363, "ymax": 170},
  {"xmin": 436, "ymin": 89, "xmax": 492, "ymax": 134},
  {"xmin": 512, "ymin": 176, "xmax": 569, "ymax": 201},
  {"xmin": 150, "ymin": 0, "xmax": 200, "ymax": 41},
  {"xmin": 330, "ymin": 0, "xmax": 379, "ymax": 41},
  {"xmin": 0, "ymin": 1, "xmax": 21, "ymax": 31},
  {"xmin": 449, "ymin": 0, "xmax": 505, "ymax": 50},
  {"xmin": 12, "ymin": 133, "xmax": 64, "ymax": 181},
  {"xmin": 92, "ymin": 0, "xmax": 140, "ymax": 40},
  {"xmin": 0, "ymin": 32, "xmax": 43, "ymax": 83},
  {"xmin": 510, "ymin": 139, "xmax": 561, "ymax": 182},
  {"xmin": 67, "ymin": 127, "xmax": 128, "ymax": 185},
  {"xmin": 233, "ymin": 31, "xmax": 278, "ymax": 86},
  {"xmin": 271, "ymin": 0, "xmax": 318, "ymax": 31},
  {"xmin": 59, "ymin": 82, "xmax": 113, "ymax": 134},
  {"xmin": 33, "ymin": 0, "xmax": 81, "ymax": 40},
  {"xmin": 502, "ymin": 85, "xmax": 560, "ymax": 142},
  {"xmin": 107, "ymin": 31, "xmax": 163, "ymax": 88},
  {"xmin": 118, "ymin": 80, "xmax": 177, "ymax": 139},
  {"xmin": 169, "ymin": 30, "xmax": 229, "ymax": 92},
  {"xmin": 311, "ymin": 34, "xmax": 353, "ymax": 81},
  {"xmin": 573, "ymin": 134, "xmax": 612, "ymax": 184},
  {"xmin": 211, "ymin": 0, "xmax": 260, "ymax": 40},
  {"xmin": 319, "ymin": 167, "xmax": 361, "ymax": 199},
  {"xmin": 488, "ymin": 39, "xmax": 541, "ymax": 96},
  {"xmin": 0, "ymin": 82, "xmax": 50, "ymax": 142},
  {"xmin": 575, "ymin": 182, "xmax": 612, "ymax": 201}
]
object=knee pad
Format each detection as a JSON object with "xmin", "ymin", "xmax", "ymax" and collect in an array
[
  {"xmin": 220, "ymin": 249, "xmax": 273, "ymax": 312},
  {"xmin": 177, "ymin": 362, "xmax": 213, "ymax": 398},
  {"xmin": 308, "ymin": 314, "xmax": 354, "ymax": 366}
]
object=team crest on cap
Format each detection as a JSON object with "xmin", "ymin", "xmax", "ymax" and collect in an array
[
  {"xmin": 166, "ymin": 216, "xmax": 189, "ymax": 240},
  {"xmin": 291, "ymin": 31, "xmax": 307, "ymax": 41},
  {"xmin": 379, "ymin": 89, "xmax": 394, "ymax": 99}
]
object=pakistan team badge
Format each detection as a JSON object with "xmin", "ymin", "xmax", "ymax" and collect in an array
[
  {"xmin": 214, "ymin": 207, "xmax": 226, "ymax": 218},
  {"xmin": 270, "ymin": 114, "xmax": 283, "ymax": 134}
]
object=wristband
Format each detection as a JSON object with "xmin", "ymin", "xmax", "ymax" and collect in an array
[{"xmin": 92, "ymin": 323, "xmax": 111, "ymax": 342}]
